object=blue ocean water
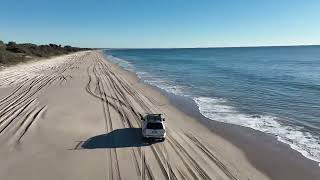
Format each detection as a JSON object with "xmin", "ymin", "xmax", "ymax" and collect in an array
[{"xmin": 104, "ymin": 46, "xmax": 320, "ymax": 165}]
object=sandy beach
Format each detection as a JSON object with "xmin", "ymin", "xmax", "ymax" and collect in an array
[{"xmin": 0, "ymin": 50, "xmax": 318, "ymax": 180}]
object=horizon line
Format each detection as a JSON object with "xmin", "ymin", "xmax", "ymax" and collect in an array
[
  {"xmin": 101, "ymin": 44, "xmax": 320, "ymax": 50},
  {"xmin": 2, "ymin": 39, "xmax": 319, "ymax": 49}
]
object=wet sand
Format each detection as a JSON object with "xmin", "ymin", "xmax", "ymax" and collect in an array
[{"xmin": 166, "ymin": 92, "xmax": 320, "ymax": 180}]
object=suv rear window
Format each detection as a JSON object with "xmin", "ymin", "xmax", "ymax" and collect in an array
[
  {"xmin": 147, "ymin": 123, "xmax": 163, "ymax": 129},
  {"xmin": 147, "ymin": 115, "xmax": 161, "ymax": 121}
]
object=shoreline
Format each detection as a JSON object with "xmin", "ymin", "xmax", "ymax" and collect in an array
[
  {"xmin": 0, "ymin": 51, "xmax": 268, "ymax": 180},
  {"xmin": 165, "ymin": 91, "xmax": 320, "ymax": 179},
  {"xmin": 103, "ymin": 51, "xmax": 320, "ymax": 179},
  {"xmin": 0, "ymin": 50, "xmax": 318, "ymax": 179}
]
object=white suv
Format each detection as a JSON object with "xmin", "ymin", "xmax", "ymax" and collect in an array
[{"xmin": 141, "ymin": 114, "xmax": 166, "ymax": 141}]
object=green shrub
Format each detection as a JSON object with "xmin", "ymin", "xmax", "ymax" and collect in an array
[
  {"xmin": 0, "ymin": 40, "xmax": 90, "ymax": 65},
  {"xmin": 0, "ymin": 40, "xmax": 5, "ymax": 50}
]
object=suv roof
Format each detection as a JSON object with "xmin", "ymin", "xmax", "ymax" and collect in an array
[{"xmin": 145, "ymin": 114, "xmax": 164, "ymax": 122}]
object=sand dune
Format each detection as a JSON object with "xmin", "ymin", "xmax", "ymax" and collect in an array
[{"xmin": 0, "ymin": 51, "xmax": 268, "ymax": 180}]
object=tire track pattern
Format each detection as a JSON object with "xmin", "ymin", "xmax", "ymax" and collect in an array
[
  {"xmin": 0, "ymin": 52, "xmax": 87, "ymax": 145},
  {"xmin": 84, "ymin": 52, "xmax": 241, "ymax": 180},
  {"xmin": 0, "ymin": 51, "xmax": 244, "ymax": 180}
]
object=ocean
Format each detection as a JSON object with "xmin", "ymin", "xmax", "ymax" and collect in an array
[{"xmin": 104, "ymin": 46, "xmax": 320, "ymax": 165}]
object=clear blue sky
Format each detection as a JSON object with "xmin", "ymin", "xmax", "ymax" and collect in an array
[{"xmin": 1, "ymin": 0, "xmax": 320, "ymax": 48}]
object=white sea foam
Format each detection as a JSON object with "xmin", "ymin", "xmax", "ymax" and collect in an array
[
  {"xmin": 144, "ymin": 77, "xmax": 185, "ymax": 95},
  {"xmin": 105, "ymin": 53, "xmax": 320, "ymax": 166},
  {"xmin": 106, "ymin": 55, "xmax": 186, "ymax": 95},
  {"xmin": 194, "ymin": 96, "xmax": 320, "ymax": 166},
  {"xmin": 106, "ymin": 55, "xmax": 134, "ymax": 71}
]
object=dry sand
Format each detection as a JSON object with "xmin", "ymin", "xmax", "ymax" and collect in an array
[{"xmin": 0, "ymin": 51, "xmax": 269, "ymax": 180}]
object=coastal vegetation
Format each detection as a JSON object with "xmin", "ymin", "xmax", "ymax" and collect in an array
[{"xmin": 0, "ymin": 40, "xmax": 89, "ymax": 65}]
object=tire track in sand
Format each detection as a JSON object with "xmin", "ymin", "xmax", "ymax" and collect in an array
[
  {"xmin": 83, "ymin": 51, "xmax": 242, "ymax": 180},
  {"xmin": 0, "ymin": 52, "xmax": 86, "ymax": 144}
]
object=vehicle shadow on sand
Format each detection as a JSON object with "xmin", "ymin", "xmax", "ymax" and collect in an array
[{"xmin": 81, "ymin": 128, "xmax": 158, "ymax": 149}]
